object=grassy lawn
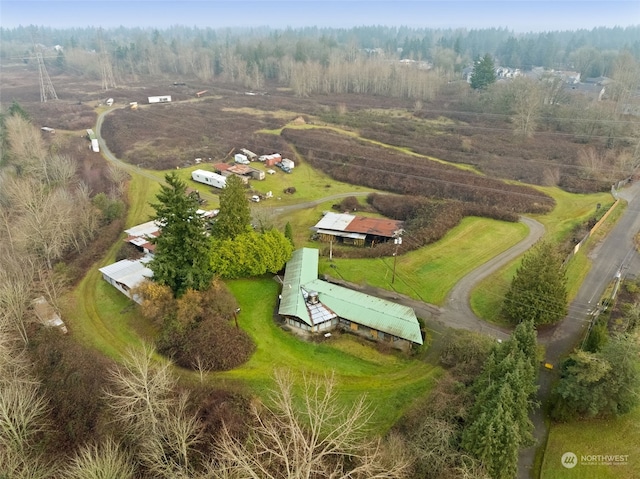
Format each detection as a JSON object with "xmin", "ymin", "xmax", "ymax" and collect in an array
[
  {"xmin": 470, "ymin": 188, "xmax": 619, "ymax": 323},
  {"xmin": 531, "ymin": 187, "xmax": 614, "ymax": 242},
  {"xmin": 540, "ymin": 406, "xmax": 640, "ymax": 479},
  {"xmin": 214, "ymin": 278, "xmax": 441, "ymax": 432},
  {"xmin": 66, "ymin": 264, "xmax": 440, "ymax": 433},
  {"xmin": 317, "ymin": 217, "xmax": 528, "ymax": 305},
  {"xmin": 172, "ymin": 160, "xmax": 379, "ymax": 208}
]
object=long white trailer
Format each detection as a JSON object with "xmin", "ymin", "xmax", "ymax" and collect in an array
[{"xmin": 192, "ymin": 169, "xmax": 227, "ymax": 189}]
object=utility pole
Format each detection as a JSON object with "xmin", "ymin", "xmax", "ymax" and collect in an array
[{"xmin": 391, "ymin": 235, "xmax": 402, "ymax": 284}]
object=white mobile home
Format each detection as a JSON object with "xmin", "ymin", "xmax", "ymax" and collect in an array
[
  {"xmin": 86, "ymin": 129, "xmax": 100, "ymax": 152},
  {"xmin": 192, "ymin": 169, "xmax": 227, "ymax": 189},
  {"xmin": 99, "ymin": 256, "xmax": 153, "ymax": 304},
  {"xmin": 148, "ymin": 95, "xmax": 172, "ymax": 104},
  {"xmin": 281, "ymin": 158, "xmax": 295, "ymax": 169}
]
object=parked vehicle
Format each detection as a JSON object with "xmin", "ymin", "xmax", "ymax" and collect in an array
[
  {"xmin": 281, "ymin": 158, "xmax": 295, "ymax": 170},
  {"xmin": 234, "ymin": 153, "xmax": 250, "ymax": 165}
]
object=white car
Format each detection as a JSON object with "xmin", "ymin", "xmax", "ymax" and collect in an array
[{"xmin": 250, "ymin": 195, "xmax": 260, "ymax": 203}]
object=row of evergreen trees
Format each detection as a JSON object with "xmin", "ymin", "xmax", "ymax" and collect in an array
[{"xmin": 461, "ymin": 320, "xmax": 538, "ymax": 479}]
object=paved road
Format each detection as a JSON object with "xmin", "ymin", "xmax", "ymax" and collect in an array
[{"xmin": 517, "ymin": 180, "xmax": 640, "ymax": 479}]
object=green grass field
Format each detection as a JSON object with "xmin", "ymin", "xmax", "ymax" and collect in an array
[
  {"xmin": 540, "ymin": 406, "xmax": 640, "ymax": 479},
  {"xmin": 317, "ymin": 217, "xmax": 528, "ymax": 305},
  {"xmin": 470, "ymin": 188, "xmax": 620, "ymax": 323}
]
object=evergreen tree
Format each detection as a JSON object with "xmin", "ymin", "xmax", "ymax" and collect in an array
[
  {"xmin": 284, "ymin": 221, "xmax": 294, "ymax": 247},
  {"xmin": 148, "ymin": 172, "xmax": 214, "ymax": 297},
  {"xmin": 551, "ymin": 337, "xmax": 640, "ymax": 421},
  {"xmin": 462, "ymin": 324, "xmax": 538, "ymax": 477},
  {"xmin": 502, "ymin": 241, "xmax": 568, "ymax": 326},
  {"xmin": 462, "ymin": 382, "xmax": 520, "ymax": 479},
  {"xmin": 212, "ymin": 175, "xmax": 252, "ymax": 240},
  {"xmin": 470, "ymin": 53, "xmax": 497, "ymax": 90}
]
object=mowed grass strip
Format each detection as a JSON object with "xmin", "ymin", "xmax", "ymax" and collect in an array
[
  {"xmin": 540, "ymin": 406, "xmax": 640, "ymax": 479},
  {"xmin": 317, "ymin": 217, "xmax": 528, "ymax": 305}
]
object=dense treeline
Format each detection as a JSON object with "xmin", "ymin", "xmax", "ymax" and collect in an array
[{"xmin": 2, "ymin": 24, "xmax": 639, "ymax": 81}]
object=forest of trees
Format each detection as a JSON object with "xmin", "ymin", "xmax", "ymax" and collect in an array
[{"xmin": 1, "ymin": 25, "xmax": 639, "ymax": 95}]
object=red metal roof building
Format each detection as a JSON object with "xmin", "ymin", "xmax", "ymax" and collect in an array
[{"xmin": 312, "ymin": 212, "xmax": 403, "ymax": 247}]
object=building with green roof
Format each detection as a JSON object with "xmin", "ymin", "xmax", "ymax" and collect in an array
[{"xmin": 278, "ymin": 248, "xmax": 423, "ymax": 348}]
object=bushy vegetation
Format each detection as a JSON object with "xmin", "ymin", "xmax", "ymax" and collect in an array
[
  {"xmin": 135, "ymin": 280, "xmax": 255, "ymax": 371},
  {"xmin": 551, "ymin": 280, "xmax": 640, "ymax": 422},
  {"xmin": 210, "ymin": 229, "xmax": 293, "ymax": 279},
  {"xmin": 282, "ymin": 127, "xmax": 555, "ymax": 213},
  {"xmin": 550, "ymin": 337, "xmax": 640, "ymax": 422}
]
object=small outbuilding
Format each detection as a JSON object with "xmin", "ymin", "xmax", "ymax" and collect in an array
[
  {"xmin": 99, "ymin": 255, "xmax": 153, "ymax": 304},
  {"xmin": 148, "ymin": 95, "xmax": 172, "ymax": 104},
  {"xmin": 312, "ymin": 212, "xmax": 404, "ymax": 247}
]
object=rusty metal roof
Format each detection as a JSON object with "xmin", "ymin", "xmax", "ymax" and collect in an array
[
  {"xmin": 313, "ymin": 212, "xmax": 403, "ymax": 239},
  {"xmin": 344, "ymin": 216, "xmax": 403, "ymax": 238}
]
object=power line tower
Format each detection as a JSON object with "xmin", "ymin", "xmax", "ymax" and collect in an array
[
  {"xmin": 98, "ymin": 29, "xmax": 116, "ymax": 90},
  {"xmin": 30, "ymin": 28, "xmax": 58, "ymax": 102},
  {"xmin": 35, "ymin": 47, "xmax": 58, "ymax": 102}
]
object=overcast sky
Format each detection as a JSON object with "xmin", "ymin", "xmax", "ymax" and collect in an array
[{"xmin": 2, "ymin": 1, "xmax": 639, "ymax": 32}]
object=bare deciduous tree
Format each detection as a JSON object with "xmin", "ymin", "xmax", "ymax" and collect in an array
[
  {"xmin": 63, "ymin": 437, "xmax": 136, "ymax": 479},
  {"xmin": 0, "ymin": 352, "xmax": 54, "ymax": 479},
  {"xmin": 6, "ymin": 177, "xmax": 75, "ymax": 269},
  {"xmin": 46, "ymin": 153, "xmax": 77, "ymax": 187},
  {"xmin": 105, "ymin": 344, "xmax": 203, "ymax": 478},
  {"xmin": 4, "ymin": 115, "xmax": 47, "ymax": 178},
  {"xmin": 107, "ymin": 163, "xmax": 130, "ymax": 198},
  {"xmin": 0, "ymin": 252, "xmax": 37, "ymax": 344},
  {"xmin": 509, "ymin": 77, "xmax": 543, "ymax": 138},
  {"xmin": 209, "ymin": 370, "xmax": 410, "ymax": 479}
]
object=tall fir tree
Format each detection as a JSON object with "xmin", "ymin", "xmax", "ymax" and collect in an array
[
  {"xmin": 212, "ymin": 175, "xmax": 252, "ymax": 240},
  {"xmin": 148, "ymin": 172, "xmax": 214, "ymax": 297},
  {"xmin": 502, "ymin": 241, "xmax": 568, "ymax": 326},
  {"xmin": 470, "ymin": 53, "xmax": 497, "ymax": 90},
  {"xmin": 462, "ymin": 323, "xmax": 538, "ymax": 477}
]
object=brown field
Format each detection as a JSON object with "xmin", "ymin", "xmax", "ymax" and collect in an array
[{"xmin": 2, "ymin": 61, "xmax": 620, "ymax": 201}]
